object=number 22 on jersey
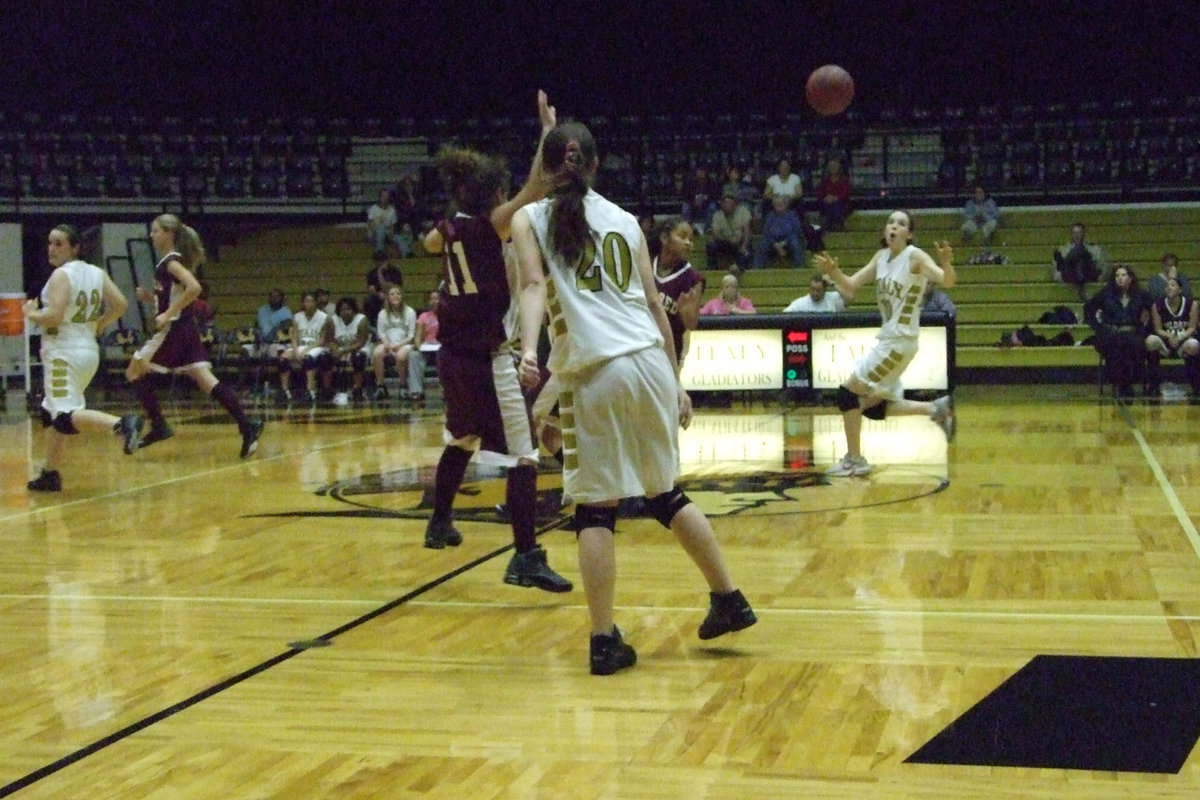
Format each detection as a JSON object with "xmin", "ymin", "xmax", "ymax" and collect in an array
[{"xmin": 70, "ymin": 289, "xmax": 103, "ymax": 323}]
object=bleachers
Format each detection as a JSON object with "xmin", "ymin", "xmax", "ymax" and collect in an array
[
  {"xmin": 204, "ymin": 225, "xmax": 444, "ymax": 324},
  {"xmin": 204, "ymin": 203, "xmax": 1200, "ymax": 384},
  {"xmin": 693, "ymin": 204, "xmax": 1200, "ymax": 380}
]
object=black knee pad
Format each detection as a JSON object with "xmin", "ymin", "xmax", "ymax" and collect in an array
[
  {"xmin": 644, "ymin": 487, "xmax": 691, "ymax": 529},
  {"xmin": 836, "ymin": 385, "xmax": 859, "ymax": 412},
  {"xmin": 350, "ymin": 350, "xmax": 368, "ymax": 372},
  {"xmin": 52, "ymin": 411, "xmax": 80, "ymax": 435},
  {"xmin": 575, "ymin": 504, "xmax": 617, "ymax": 535},
  {"xmin": 862, "ymin": 401, "xmax": 887, "ymax": 420},
  {"xmin": 38, "ymin": 407, "xmax": 52, "ymax": 429}
]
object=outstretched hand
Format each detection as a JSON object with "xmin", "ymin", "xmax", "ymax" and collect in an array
[
  {"xmin": 813, "ymin": 251, "xmax": 839, "ymax": 275},
  {"xmin": 538, "ymin": 90, "xmax": 556, "ymax": 133},
  {"xmin": 934, "ymin": 239, "xmax": 953, "ymax": 267}
]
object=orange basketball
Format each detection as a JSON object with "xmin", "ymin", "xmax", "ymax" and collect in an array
[{"xmin": 806, "ymin": 65, "xmax": 854, "ymax": 116}]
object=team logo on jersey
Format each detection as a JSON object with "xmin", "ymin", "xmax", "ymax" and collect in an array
[{"xmin": 249, "ymin": 465, "xmax": 944, "ymax": 526}]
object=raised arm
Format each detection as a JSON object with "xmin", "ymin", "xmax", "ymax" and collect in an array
[
  {"xmin": 491, "ymin": 90, "xmax": 557, "ymax": 240},
  {"xmin": 912, "ymin": 241, "xmax": 957, "ymax": 288},
  {"xmin": 813, "ymin": 251, "xmax": 879, "ymax": 302}
]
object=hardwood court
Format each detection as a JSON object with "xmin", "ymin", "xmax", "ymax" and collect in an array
[{"xmin": 2, "ymin": 384, "xmax": 1199, "ymax": 799}]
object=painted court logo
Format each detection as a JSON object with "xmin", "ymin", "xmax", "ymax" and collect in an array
[{"xmin": 251, "ymin": 466, "xmax": 833, "ymax": 526}]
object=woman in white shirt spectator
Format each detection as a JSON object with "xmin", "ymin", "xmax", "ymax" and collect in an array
[
  {"xmin": 372, "ymin": 285, "xmax": 417, "ymax": 401},
  {"xmin": 763, "ymin": 158, "xmax": 803, "ymax": 212},
  {"xmin": 366, "ymin": 188, "xmax": 414, "ymax": 257}
]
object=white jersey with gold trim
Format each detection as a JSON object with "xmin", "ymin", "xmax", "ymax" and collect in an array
[
  {"xmin": 41, "ymin": 260, "xmax": 107, "ymax": 350},
  {"xmin": 332, "ymin": 312, "xmax": 369, "ymax": 353},
  {"xmin": 294, "ymin": 310, "xmax": 329, "ymax": 347},
  {"xmin": 523, "ymin": 189, "xmax": 662, "ymax": 378},
  {"xmin": 873, "ymin": 245, "xmax": 928, "ymax": 340}
]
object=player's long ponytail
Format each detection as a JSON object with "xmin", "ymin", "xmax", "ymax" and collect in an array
[
  {"xmin": 154, "ymin": 213, "xmax": 207, "ymax": 269},
  {"xmin": 543, "ymin": 122, "xmax": 597, "ymax": 266}
]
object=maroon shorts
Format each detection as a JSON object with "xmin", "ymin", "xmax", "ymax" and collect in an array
[
  {"xmin": 135, "ymin": 316, "xmax": 212, "ymax": 373},
  {"xmin": 438, "ymin": 346, "xmax": 535, "ymax": 462}
]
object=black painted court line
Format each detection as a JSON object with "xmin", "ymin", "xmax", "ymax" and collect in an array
[{"xmin": 0, "ymin": 517, "xmax": 569, "ymax": 798}]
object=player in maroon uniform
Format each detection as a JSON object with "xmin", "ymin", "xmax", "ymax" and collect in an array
[
  {"xmin": 126, "ymin": 214, "xmax": 263, "ymax": 458},
  {"xmin": 419, "ymin": 90, "xmax": 571, "ymax": 593},
  {"xmin": 651, "ymin": 216, "xmax": 706, "ymax": 367}
]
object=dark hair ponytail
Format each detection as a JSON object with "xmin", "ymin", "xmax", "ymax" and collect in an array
[{"xmin": 542, "ymin": 122, "xmax": 597, "ymax": 265}]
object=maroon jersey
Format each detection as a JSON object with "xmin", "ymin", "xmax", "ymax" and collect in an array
[
  {"xmin": 654, "ymin": 259, "xmax": 705, "ymax": 358},
  {"xmin": 153, "ymin": 250, "xmax": 194, "ymax": 319},
  {"xmin": 436, "ymin": 215, "xmax": 511, "ymax": 353}
]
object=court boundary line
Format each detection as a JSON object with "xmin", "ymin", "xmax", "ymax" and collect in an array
[
  {"xmin": 0, "ymin": 516, "xmax": 567, "ymax": 798},
  {"xmin": 1117, "ymin": 401, "xmax": 1200, "ymax": 563}
]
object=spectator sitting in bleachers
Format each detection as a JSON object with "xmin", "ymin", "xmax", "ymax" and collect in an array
[
  {"xmin": 816, "ymin": 159, "xmax": 852, "ymax": 231},
  {"xmin": 920, "ymin": 285, "xmax": 958, "ymax": 319},
  {"xmin": 681, "ymin": 166, "xmax": 718, "ymax": 234},
  {"xmin": 1145, "ymin": 276, "xmax": 1200, "ymax": 396},
  {"xmin": 700, "ymin": 273, "xmax": 757, "ymax": 316},
  {"xmin": 755, "ymin": 195, "xmax": 805, "ymax": 269},
  {"xmin": 706, "ymin": 193, "xmax": 752, "ymax": 273},
  {"xmin": 366, "ymin": 188, "xmax": 414, "ymax": 257},
  {"xmin": 960, "ymin": 184, "xmax": 1000, "ymax": 245},
  {"xmin": 372, "ymin": 285, "xmax": 418, "ymax": 402},
  {"xmin": 364, "ymin": 250, "xmax": 403, "ymax": 322},
  {"xmin": 721, "ymin": 165, "xmax": 758, "ymax": 214},
  {"xmin": 1084, "ymin": 265, "xmax": 1150, "ymax": 399},
  {"xmin": 248, "ymin": 288, "xmax": 292, "ymax": 392},
  {"xmin": 1054, "ymin": 221, "xmax": 1107, "ymax": 303},
  {"xmin": 315, "ymin": 287, "xmax": 336, "ymax": 319},
  {"xmin": 407, "ymin": 290, "xmax": 441, "ymax": 405},
  {"xmin": 255, "ymin": 288, "xmax": 293, "ymax": 347},
  {"xmin": 394, "ymin": 175, "xmax": 426, "ymax": 245},
  {"xmin": 784, "ymin": 274, "xmax": 846, "ymax": 313},
  {"xmin": 1145, "ymin": 252, "xmax": 1192, "ymax": 301},
  {"xmin": 763, "ymin": 157, "xmax": 802, "ymax": 213}
]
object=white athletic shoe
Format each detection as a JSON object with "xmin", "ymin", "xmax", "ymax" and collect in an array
[
  {"xmin": 826, "ymin": 454, "xmax": 871, "ymax": 477},
  {"xmin": 931, "ymin": 395, "xmax": 955, "ymax": 441}
]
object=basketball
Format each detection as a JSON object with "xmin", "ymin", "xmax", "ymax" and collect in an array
[{"xmin": 806, "ymin": 65, "xmax": 854, "ymax": 116}]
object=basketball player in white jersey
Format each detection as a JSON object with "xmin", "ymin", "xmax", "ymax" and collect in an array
[
  {"xmin": 279, "ymin": 290, "xmax": 332, "ymax": 403},
  {"xmin": 328, "ymin": 296, "xmax": 371, "ymax": 402},
  {"xmin": 24, "ymin": 224, "xmax": 143, "ymax": 492},
  {"xmin": 814, "ymin": 210, "xmax": 957, "ymax": 477},
  {"xmin": 512, "ymin": 121, "xmax": 755, "ymax": 676}
]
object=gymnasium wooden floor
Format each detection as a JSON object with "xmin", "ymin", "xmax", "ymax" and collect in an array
[{"xmin": 2, "ymin": 383, "xmax": 1200, "ymax": 799}]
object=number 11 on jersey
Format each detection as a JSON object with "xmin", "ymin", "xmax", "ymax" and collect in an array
[{"xmin": 445, "ymin": 241, "xmax": 479, "ymax": 296}]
